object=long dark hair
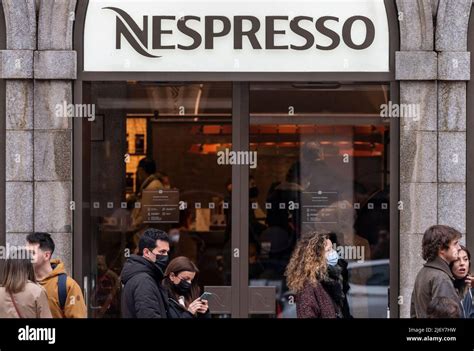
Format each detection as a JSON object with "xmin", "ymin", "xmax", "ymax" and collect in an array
[
  {"xmin": 162, "ymin": 256, "xmax": 200, "ymax": 307},
  {"xmin": 451, "ymin": 245, "xmax": 471, "ymax": 297},
  {"xmin": 1, "ymin": 249, "xmax": 36, "ymax": 294}
]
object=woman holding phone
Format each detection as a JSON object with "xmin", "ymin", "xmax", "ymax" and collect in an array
[
  {"xmin": 451, "ymin": 245, "xmax": 474, "ymax": 318},
  {"xmin": 162, "ymin": 256, "xmax": 210, "ymax": 318}
]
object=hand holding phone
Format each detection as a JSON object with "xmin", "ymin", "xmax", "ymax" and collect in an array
[
  {"xmin": 199, "ymin": 292, "xmax": 213, "ymax": 301},
  {"xmin": 188, "ymin": 299, "xmax": 204, "ymax": 315},
  {"xmin": 465, "ymin": 275, "xmax": 473, "ymax": 288}
]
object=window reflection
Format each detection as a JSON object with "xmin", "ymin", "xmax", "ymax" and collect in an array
[
  {"xmin": 249, "ymin": 83, "xmax": 390, "ymax": 318},
  {"xmin": 85, "ymin": 82, "xmax": 232, "ymax": 318}
]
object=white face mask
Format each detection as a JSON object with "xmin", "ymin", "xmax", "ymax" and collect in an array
[{"xmin": 326, "ymin": 250, "xmax": 339, "ymax": 266}]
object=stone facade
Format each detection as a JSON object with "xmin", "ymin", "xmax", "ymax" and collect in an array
[
  {"xmin": 396, "ymin": 0, "xmax": 471, "ymax": 317},
  {"xmin": 1, "ymin": 0, "xmax": 472, "ymax": 317},
  {"xmin": 1, "ymin": 0, "xmax": 76, "ymax": 275}
]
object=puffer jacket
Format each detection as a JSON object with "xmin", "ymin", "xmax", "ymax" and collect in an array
[{"xmin": 121, "ymin": 255, "xmax": 168, "ymax": 318}]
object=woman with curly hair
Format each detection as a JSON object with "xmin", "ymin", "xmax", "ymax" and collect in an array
[{"xmin": 285, "ymin": 233, "xmax": 345, "ymax": 318}]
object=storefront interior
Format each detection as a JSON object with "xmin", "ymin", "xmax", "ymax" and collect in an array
[{"xmin": 81, "ymin": 81, "xmax": 391, "ymax": 318}]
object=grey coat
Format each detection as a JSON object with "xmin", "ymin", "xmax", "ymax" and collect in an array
[{"xmin": 410, "ymin": 256, "xmax": 459, "ymax": 318}]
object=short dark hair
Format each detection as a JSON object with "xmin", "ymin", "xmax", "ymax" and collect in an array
[
  {"xmin": 138, "ymin": 228, "xmax": 169, "ymax": 255},
  {"xmin": 422, "ymin": 225, "xmax": 461, "ymax": 262},
  {"xmin": 138, "ymin": 157, "xmax": 156, "ymax": 175},
  {"xmin": 26, "ymin": 232, "xmax": 55, "ymax": 255},
  {"xmin": 426, "ymin": 297, "xmax": 462, "ymax": 318}
]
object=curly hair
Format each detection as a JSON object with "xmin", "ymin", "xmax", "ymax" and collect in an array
[
  {"xmin": 422, "ymin": 225, "xmax": 461, "ymax": 262},
  {"xmin": 285, "ymin": 233, "xmax": 328, "ymax": 293}
]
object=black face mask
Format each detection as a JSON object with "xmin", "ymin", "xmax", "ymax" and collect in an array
[
  {"xmin": 154, "ymin": 254, "xmax": 169, "ymax": 271},
  {"xmin": 174, "ymin": 279, "xmax": 192, "ymax": 295}
]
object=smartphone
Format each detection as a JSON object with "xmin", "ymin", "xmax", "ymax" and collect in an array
[{"xmin": 199, "ymin": 292, "xmax": 213, "ymax": 301}]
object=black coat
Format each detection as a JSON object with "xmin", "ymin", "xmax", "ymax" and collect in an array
[
  {"xmin": 120, "ymin": 255, "xmax": 168, "ymax": 318},
  {"xmin": 320, "ymin": 264, "xmax": 349, "ymax": 318},
  {"xmin": 167, "ymin": 297, "xmax": 211, "ymax": 319}
]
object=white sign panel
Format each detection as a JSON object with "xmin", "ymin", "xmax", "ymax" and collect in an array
[{"xmin": 84, "ymin": 0, "xmax": 389, "ymax": 72}]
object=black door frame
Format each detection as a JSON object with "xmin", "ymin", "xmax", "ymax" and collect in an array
[{"xmin": 73, "ymin": 0, "xmax": 400, "ymax": 318}]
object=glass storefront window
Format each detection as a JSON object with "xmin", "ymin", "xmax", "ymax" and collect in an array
[
  {"xmin": 80, "ymin": 81, "xmax": 392, "ymax": 318},
  {"xmin": 82, "ymin": 82, "xmax": 233, "ymax": 318},
  {"xmin": 248, "ymin": 83, "xmax": 390, "ymax": 318}
]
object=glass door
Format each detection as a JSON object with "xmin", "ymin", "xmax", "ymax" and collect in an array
[
  {"xmin": 78, "ymin": 81, "xmax": 395, "ymax": 318},
  {"xmin": 81, "ymin": 82, "xmax": 235, "ymax": 317},
  {"xmin": 247, "ymin": 83, "xmax": 392, "ymax": 318}
]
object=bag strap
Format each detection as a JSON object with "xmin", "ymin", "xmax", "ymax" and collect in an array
[
  {"xmin": 57, "ymin": 273, "xmax": 68, "ymax": 311},
  {"xmin": 9, "ymin": 292, "xmax": 23, "ymax": 318}
]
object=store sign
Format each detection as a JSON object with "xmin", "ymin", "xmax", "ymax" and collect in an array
[
  {"xmin": 84, "ymin": 0, "xmax": 389, "ymax": 72},
  {"xmin": 141, "ymin": 189, "xmax": 180, "ymax": 223}
]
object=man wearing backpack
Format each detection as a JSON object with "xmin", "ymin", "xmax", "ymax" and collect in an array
[{"xmin": 26, "ymin": 232, "xmax": 87, "ymax": 318}]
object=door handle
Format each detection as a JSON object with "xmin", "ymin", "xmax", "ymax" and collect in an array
[{"xmin": 83, "ymin": 275, "xmax": 89, "ymax": 307}]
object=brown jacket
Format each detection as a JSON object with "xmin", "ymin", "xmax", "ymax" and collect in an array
[
  {"xmin": 410, "ymin": 256, "xmax": 460, "ymax": 318},
  {"xmin": 0, "ymin": 282, "xmax": 52, "ymax": 318},
  {"xmin": 38, "ymin": 259, "xmax": 87, "ymax": 318}
]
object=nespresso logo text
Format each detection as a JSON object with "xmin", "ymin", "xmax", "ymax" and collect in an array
[{"xmin": 104, "ymin": 7, "xmax": 376, "ymax": 58}]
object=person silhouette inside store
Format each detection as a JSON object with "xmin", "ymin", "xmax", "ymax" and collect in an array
[
  {"xmin": 261, "ymin": 162, "xmax": 307, "ymax": 279},
  {"xmin": 127, "ymin": 158, "xmax": 174, "ymax": 256},
  {"xmin": 92, "ymin": 255, "xmax": 121, "ymax": 318},
  {"xmin": 300, "ymin": 142, "xmax": 371, "ymax": 260}
]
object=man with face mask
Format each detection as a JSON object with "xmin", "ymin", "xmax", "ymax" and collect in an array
[{"xmin": 121, "ymin": 228, "xmax": 170, "ymax": 318}]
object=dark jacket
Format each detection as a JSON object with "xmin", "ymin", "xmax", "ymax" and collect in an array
[
  {"xmin": 296, "ymin": 265, "xmax": 345, "ymax": 318},
  {"xmin": 121, "ymin": 255, "xmax": 168, "ymax": 318},
  {"xmin": 167, "ymin": 297, "xmax": 211, "ymax": 319},
  {"xmin": 461, "ymin": 288, "xmax": 474, "ymax": 318},
  {"xmin": 336, "ymin": 259, "xmax": 353, "ymax": 318},
  {"xmin": 410, "ymin": 256, "xmax": 460, "ymax": 318},
  {"xmin": 296, "ymin": 281, "xmax": 337, "ymax": 318}
]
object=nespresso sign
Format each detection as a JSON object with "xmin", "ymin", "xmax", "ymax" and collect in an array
[{"xmin": 84, "ymin": 0, "xmax": 389, "ymax": 72}]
